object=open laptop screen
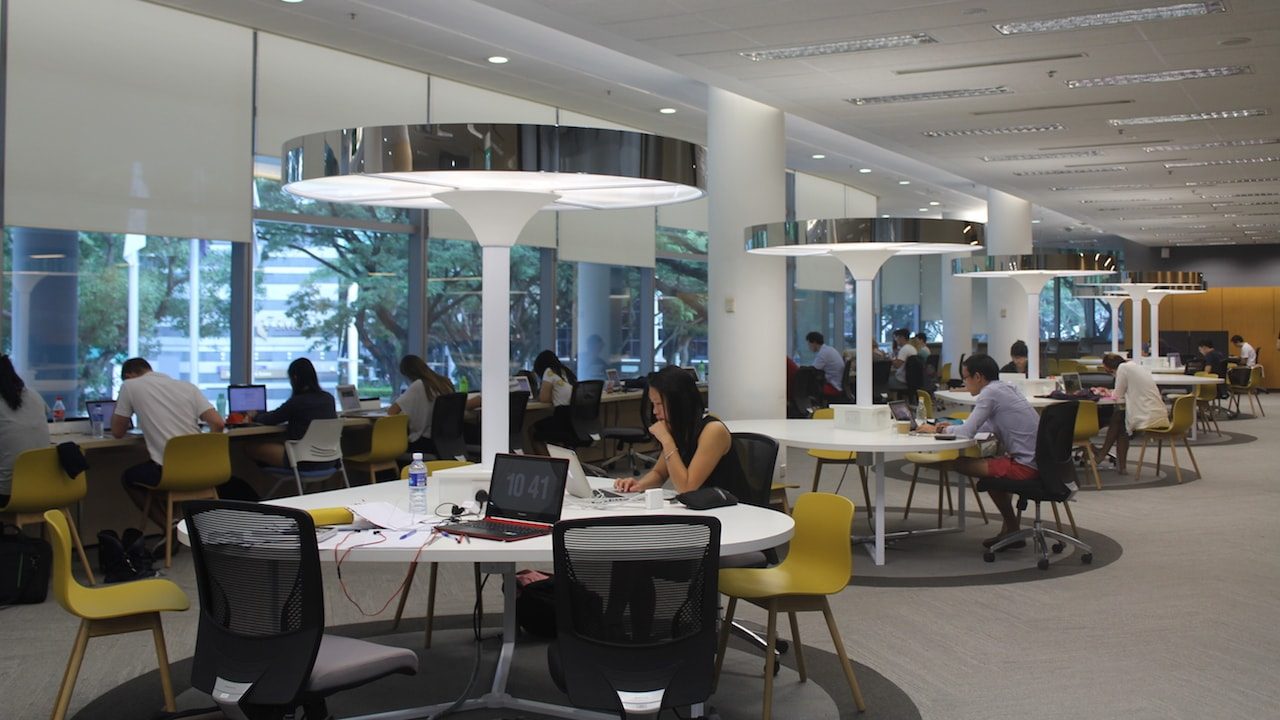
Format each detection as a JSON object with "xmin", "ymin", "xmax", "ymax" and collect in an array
[
  {"xmin": 1061, "ymin": 372, "xmax": 1082, "ymax": 395},
  {"xmin": 887, "ymin": 399, "xmax": 916, "ymax": 429},
  {"xmin": 335, "ymin": 384, "xmax": 361, "ymax": 412},
  {"xmin": 508, "ymin": 376, "xmax": 532, "ymax": 396},
  {"xmin": 85, "ymin": 399, "xmax": 116, "ymax": 422},
  {"xmin": 227, "ymin": 385, "xmax": 267, "ymax": 414},
  {"xmin": 486, "ymin": 454, "xmax": 569, "ymax": 525}
]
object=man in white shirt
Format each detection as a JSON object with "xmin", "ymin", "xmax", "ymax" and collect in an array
[
  {"xmin": 806, "ymin": 331, "xmax": 845, "ymax": 398},
  {"xmin": 1092, "ymin": 353, "xmax": 1168, "ymax": 474},
  {"xmin": 887, "ymin": 327, "xmax": 917, "ymax": 390},
  {"xmin": 1231, "ymin": 335, "xmax": 1257, "ymax": 367},
  {"xmin": 113, "ymin": 357, "xmax": 224, "ymax": 532}
]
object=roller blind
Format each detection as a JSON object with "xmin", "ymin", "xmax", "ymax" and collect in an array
[{"xmin": 558, "ymin": 208, "xmax": 656, "ymax": 267}]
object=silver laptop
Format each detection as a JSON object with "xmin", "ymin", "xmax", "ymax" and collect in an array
[
  {"xmin": 336, "ymin": 384, "xmax": 385, "ymax": 416},
  {"xmin": 1062, "ymin": 372, "xmax": 1082, "ymax": 395},
  {"xmin": 546, "ymin": 444, "xmax": 632, "ymax": 500}
]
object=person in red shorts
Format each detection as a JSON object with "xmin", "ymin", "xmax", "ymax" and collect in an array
[{"xmin": 917, "ymin": 354, "xmax": 1040, "ymax": 549}]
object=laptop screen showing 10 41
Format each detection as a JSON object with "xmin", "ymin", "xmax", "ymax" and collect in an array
[{"xmin": 438, "ymin": 454, "xmax": 569, "ymax": 541}]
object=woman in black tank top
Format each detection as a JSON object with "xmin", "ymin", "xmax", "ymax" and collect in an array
[{"xmin": 613, "ymin": 367, "xmax": 748, "ymax": 500}]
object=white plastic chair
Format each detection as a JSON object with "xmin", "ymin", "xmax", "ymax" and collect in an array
[{"xmin": 265, "ymin": 418, "xmax": 351, "ymax": 497}]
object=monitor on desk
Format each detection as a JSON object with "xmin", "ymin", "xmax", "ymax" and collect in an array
[
  {"xmin": 336, "ymin": 384, "xmax": 361, "ymax": 412},
  {"xmin": 226, "ymin": 384, "xmax": 267, "ymax": 414}
]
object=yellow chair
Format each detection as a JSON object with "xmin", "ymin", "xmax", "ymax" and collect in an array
[
  {"xmin": 1046, "ymin": 358, "xmax": 1060, "ymax": 376},
  {"xmin": 1072, "ymin": 400, "xmax": 1103, "ymax": 490},
  {"xmin": 715, "ymin": 493, "xmax": 866, "ymax": 720},
  {"xmin": 1227, "ymin": 365, "xmax": 1265, "ymax": 417},
  {"xmin": 1058, "ymin": 359, "xmax": 1082, "ymax": 374},
  {"xmin": 939, "ymin": 362, "xmax": 952, "ymax": 386},
  {"xmin": 44, "ymin": 510, "xmax": 189, "ymax": 720},
  {"xmin": 391, "ymin": 459, "xmax": 474, "ymax": 646},
  {"xmin": 2, "ymin": 448, "xmax": 95, "ymax": 584},
  {"xmin": 903, "ymin": 391, "xmax": 987, "ymax": 525},
  {"xmin": 139, "ymin": 433, "xmax": 231, "ymax": 568},
  {"xmin": 769, "ymin": 481, "xmax": 800, "ymax": 514},
  {"xmin": 1136, "ymin": 395, "xmax": 1199, "ymax": 484},
  {"xmin": 806, "ymin": 408, "xmax": 870, "ymax": 524},
  {"xmin": 1194, "ymin": 372, "xmax": 1223, "ymax": 436},
  {"xmin": 345, "ymin": 414, "xmax": 410, "ymax": 484}
]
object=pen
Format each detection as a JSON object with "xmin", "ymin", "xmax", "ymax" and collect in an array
[{"xmin": 399, "ymin": 529, "xmax": 417, "ymax": 540}]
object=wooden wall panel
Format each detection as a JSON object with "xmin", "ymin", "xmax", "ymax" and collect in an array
[{"xmin": 1161, "ymin": 287, "xmax": 1279, "ymax": 388}]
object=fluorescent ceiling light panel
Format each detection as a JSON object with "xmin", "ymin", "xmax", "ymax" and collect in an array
[
  {"xmin": 1144, "ymin": 138, "xmax": 1278, "ymax": 152},
  {"xmin": 741, "ymin": 32, "xmax": 936, "ymax": 61},
  {"xmin": 1066, "ymin": 66, "xmax": 1250, "ymax": 88},
  {"xmin": 1185, "ymin": 177, "xmax": 1280, "ymax": 186},
  {"xmin": 982, "ymin": 150, "xmax": 1103, "ymax": 162},
  {"xmin": 1108, "ymin": 108, "xmax": 1267, "ymax": 126},
  {"xmin": 1093, "ymin": 204, "xmax": 1185, "ymax": 211},
  {"xmin": 1165, "ymin": 157, "xmax": 1280, "ymax": 168},
  {"xmin": 1051, "ymin": 184, "xmax": 1151, "ymax": 191},
  {"xmin": 922, "ymin": 123, "xmax": 1064, "ymax": 137},
  {"xmin": 847, "ymin": 86, "xmax": 1010, "ymax": 106},
  {"xmin": 1014, "ymin": 166, "xmax": 1126, "ymax": 176},
  {"xmin": 993, "ymin": 2, "xmax": 1226, "ymax": 35},
  {"xmin": 1196, "ymin": 192, "xmax": 1280, "ymax": 198},
  {"xmin": 1080, "ymin": 197, "xmax": 1174, "ymax": 203}
]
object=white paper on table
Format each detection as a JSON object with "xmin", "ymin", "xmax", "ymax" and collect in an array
[{"xmin": 347, "ymin": 502, "xmax": 438, "ymax": 530}]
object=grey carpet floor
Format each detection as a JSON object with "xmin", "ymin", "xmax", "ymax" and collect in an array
[{"xmin": 4, "ymin": 395, "xmax": 1278, "ymax": 720}]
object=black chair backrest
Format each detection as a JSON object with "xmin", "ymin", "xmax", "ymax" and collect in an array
[
  {"xmin": 185, "ymin": 500, "xmax": 323, "ymax": 710},
  {"xmin": 905, "ymin": 354, "xmax": 925, "ymax": 397},
  {"xmin": 925, "ymin": 353, "xmax": 940, "ymax": 374},
  {"xmin": 517, "ymin": 369, "xmax": 540, "ymax": 397},
  {"xmin": 790, "ymin": 366, "xmax": 825, "ymax": 416},
  {"xmin": 1034, "ymin": 401, "xmax": 1079, "ymax": 500},
  {"xmin": 508, "ymin": 391, "xmax": 530, "ymax": 452},
  {"xmin": 870, "ymin": 359, "xmax": 892, "ymax": 401},
  {"xmin": 553, "ymin": 516, "xmax": 721, "ymax": 713},
  {"xmin": 841, "ymin": 359, "xmax": 856, "ymax": 403},
  {"xmin": 1227, "ymin": 366, "xmax": 1251, "ymax": 386},
  {"xmin": 430, "ymin": 392, "xmax": 470, "ymax": 459},
  {"xmin": 731, "ymin": 432, "xmax": 779, "ymax": 508},
  {"xmin": 569, "ymin": 380, "xmax": 605, "ymax": 442}
]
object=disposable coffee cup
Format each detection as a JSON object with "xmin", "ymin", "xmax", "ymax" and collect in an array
[
  {"xmin": 645, "ymin": 488, "xmax": 665, "ymax": 510},
  {"xmin": 895, "ymin": 420, "xmax": 911, "ymax": 434}
]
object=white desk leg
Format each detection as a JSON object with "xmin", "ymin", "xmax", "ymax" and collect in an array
[{"xmin": 873, "ymin": 452, "xmax": 886, "ymax": 566}]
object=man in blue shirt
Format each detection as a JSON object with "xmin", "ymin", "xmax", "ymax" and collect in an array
[
  {"xmin": 918, "ymin": 354, "xmax": 1041, "ymax": 549},
  {"xmin": 806, "ymin": 332, "xmax": 844, "ymax": 398}
]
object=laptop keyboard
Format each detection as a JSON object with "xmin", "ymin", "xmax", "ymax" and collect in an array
[{"xmin": 447, "ymin": 520, "xmax": 547, "ymax": 539}]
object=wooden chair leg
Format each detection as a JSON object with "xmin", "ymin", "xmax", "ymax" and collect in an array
[
  {"xmin": 1062, "ymin": 501, "xmax": 1079, "ymax": 537},
  {"xmin": 1050, "ymin": 501, "xmax": 1063, "ymax": 533},
  {"xmin": 762, "ymin": 601, "xmax": 778, "ymax": 720},
  {"xmin": 904, "ymin": 465, "xmax": 920, "ymax": 519},
  {"xmin": 967, "ymin": 477, "xmax": 989, "ymax": 524},
  {"xmin": 1182, "ymin": 437, "xmax": 1201, "ymax": 477},
  {"xmin": 51, "ymin": 620, "xmax": 91, "ymax": 720},
  {"xmin": 1135, "ymin": 436, "xmax": 1151, "ymax": 479},
  {"xmin": 787, "ymin": 611, "xmax": 807, "ymax": 682},
  {"xmin": 1084, "ymin": 445, "xmax": 1102, "ymax": 490},
  {"xmin": 820, "ymin": 598, "xmax": 867, "ymax": 712},
  {"xmin": 1255, "ymin": 390, "xmax": 1265, "ymax": 417},
  {"xmin": 62, "ymin": 510, "xmax": 96, "ymax": 586},
  {"xmin": 1167, "ymin": 437, "xmax": 1183, "ymax": 484},
  {"xmin": 424, "ymin": 563, "xmax": 439, "ymax": 648},
  {"xmin": 858, "ymin": 466, "xmax": 872, "ymax": 527},
  {"xmin": 810, "ymin": 460, "xmax": 824, "ymax": 493},
  {"xmin": 713, "ymin": 597, "xmax": 737, "ymax": 689},
  {"xmin": 392, "ymin": 563, "xmax": 418, "ymax": 629},
  {"xmin": 150, "ymin": 615, "xmax": 176, "ymax": 712},
  {"xmin": 943, "ymin": 469, "xmax": 955, "ymax": 516},
  {"xmin": 163, "ymin": 495, "xmax": 175, "ymax": 569},
  {"xmin": 934, "ymin": 468, "xmax": 945, "ymax": 528}
]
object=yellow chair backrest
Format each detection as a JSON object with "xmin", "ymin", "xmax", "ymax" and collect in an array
[
  {"xmin": 778, "ymin": 493, "xmax": 855, "ymax": 595},
  {"xmin": 42, "ymin": 509, "xmax": 91, "ymax": 617},
  {"xmin": 940, "ymin": 362, "xmax": 952, "ymax": 384},
  {"xmin": 160, "ymin": 433, "xmax": 231, "ymax": 492},
  {"xmin": 6, "ymin": 448, "xmax": 87, "ymax": 513},
  {"xmin": 401, "ymin": 459, "xmax": 474, "ymax": 479},
  {"xmin": 1168, "ymin": 394, "xmax": 1195, "ymax": 433},
  {"xmin": 1058, "ymin": 359, "xmax": 1082, "ymax": 374},
  {"xmin": 812, "ymin": 407, "xmax": 834, "ymax": 420},
  {"xmin": 369, "ymin": 414, "xmax": 410, "ymax": 462},
  {"xmin": 916, "ymin": 390, "xmax": 934, "ymax": 419},
  {"xmin": 1194, "ymin": 372, "xmax": 1218, "ymax": 400},
  {"xmin": 1073, "ymin": 400, "xmax": 1100, "ymax": 440},
  {"xmin": 1046, "ymin": 358, "xmax": 1060, "ymax": 376}
]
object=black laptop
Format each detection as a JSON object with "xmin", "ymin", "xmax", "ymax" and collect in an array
[{"xmin": 436, "ymin": 454, "xmax": 569, "ymax": 541}]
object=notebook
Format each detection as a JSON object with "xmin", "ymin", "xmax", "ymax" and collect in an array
[
  {"xmin": 546, "ymin": 444, "xmax": 632, "ymax": 500},
  {"xmin": 436, "ymin": 454, "xmax": 569, "ymax": 541}
]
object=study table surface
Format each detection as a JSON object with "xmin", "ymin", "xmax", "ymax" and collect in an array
[
  {"xmin": 723, "ymin": 418, "xmax": 977, "ymax": 566},
  {"xmin": 180, "ymin": 478, "xmax": 792, "ymax": 720}
]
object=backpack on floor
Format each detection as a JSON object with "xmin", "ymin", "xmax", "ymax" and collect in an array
[{"xmin": 0, "ymin": 524, "xmax": 52, "ymax": 605}]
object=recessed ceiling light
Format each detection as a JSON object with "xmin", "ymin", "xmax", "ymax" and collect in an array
[
  {"xmin": 898, "ymin": 180, "xmax": 911, "ymax": 185},
  {"xmin": 993, "ymin": 1, "xmax": 1226, "ymax": 35},
  {"xmin": 881, "ymin": 214, "xmax": 891, "ymax": 218},
  {"xmin": 1093, "ymin": 204, "xmax": 1186, "ymax": 211},
  {"xmin": 28, "ymin": 253, "xmax": 66, "ymax": 259},
  {"xmin": 848, "ymin": 86, "xmax": 1010, "ymax": 106},
  {"xmin": 858, "ymin": 168, "xmax": 872, "ymax": 173},
  {"xmin": 1014, "ymin": 166, "xmax": 1126, "ymax": 176},
  {"xmin": 921, "ymin": 123, "xmax": 1064, "ymax": 137},
  {"xmin": 1108, "ymin": 108, "xmax": 1267, "ymax": 126},
  {"xmin": 1065, "ymin": 66, "xmax": 1250, "ymax": 88},
  {"xmin": 658, "ymin": 107, "xmax": 677, "ymax": 115},
  {"xmin": 280, "ymin": 0, "xmax": 305, "ymax": 3},
  {"xmin": 740, "ymin": 32, "xmax": 937, "ymax": 61},
  {"xmin": 929, "ymin": 201, "xmax": 941, "ymax": 206},
  {"xmin": 487, "ymin": 55, "xmax": 509, "ymax": 64},
  {"xmin": 811, "ymin": 153, "xmax": 826, "ymax": 159},
  {"xmin": 1165, "ymin": 157, "xmax": 1280, "ymax": 168},
  {"xmin": 1197, "ymin": 192, "xmax": 1280, "ymax": 199},
  {"xmin": 1144, "ymin": 138, "xmax": 1279, "ymax": 152},
  {"xmin": 919, "ymin": 208, "xmax": 930, "ymax": 212},
  {"xmin": 1031, "ymin": 219, "xmax": 1042, "ymax": 224},
  {"xmin": 981, "ymin": 150, "xmax": 1103, "ymax": 162}
]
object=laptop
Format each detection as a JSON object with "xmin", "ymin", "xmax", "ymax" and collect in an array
[
  {"xmin": 336, "ymin": 384, "xmax": 386, "ymax": 417},
  {"xmin": 84, "ymin": 399, "xmax": 116, "ymax": 423},
  {"xmin": 436, "ymin": 454, "xmax": 569, "ymax": 541},
  {"xmin": 605, "ymin": 368, "xmax": 620, "ymax": 392},
  {"xmin": 509, "ymin": 375, "xmax": 532, "ymax": 396},
  {"xmin": 226, "ymin": 384, "xmax": 267, "ymax": 425},
  {"xmin": 1061, "ymin": 372, "xmax": 1082, "ymax": 395},
  {"xmin": 888, "ymin": 399, "xmax": 918, "ymax": 431},
  {"xmin": 547, "ymin": 444, "xmax": 632, "ymax": 500}
]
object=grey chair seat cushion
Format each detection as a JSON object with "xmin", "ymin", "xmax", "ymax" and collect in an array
[{"xmin": 306, "ymin": 634, "xmax": 419, "ymax": 695}]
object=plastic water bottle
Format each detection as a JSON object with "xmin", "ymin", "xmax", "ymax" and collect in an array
[
  {"xmin": 408, "ymin": 452, "xmax": 428, "ymax": 516},
  {"xmin": 458, "ymin": 375, "xmax": 470, "ymax": 393},
  {"xmin": 215, "ymin": 392, "xmax": 227, "ymax": 416},
  {"xmin": 51, "ymin": 396, "xmax": 66, "ymax": 423},
  {"xmin": 89, "ymin": 403, "xmax": 105, "ymax": 438},
  {"xmin": 915, "ymin": 400, "xmax": 929, "ymax": 427}
]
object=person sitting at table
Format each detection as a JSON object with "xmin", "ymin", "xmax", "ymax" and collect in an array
[
  {"xmin": 529, "ymin": 350, "xmax": 578, "ymax": 452},
  {"xmin": 1000, "ymin": 340, "xmax": 1029, "ymax": 375},
  {"xmin": 806, "ymin": 331, "xmax": 844, "ymax": 398},
  {"xmin": 1231, "ymin": 335, "xmax": 1257, "ymax": 367},
  {"xmin": 613, "ymin": 366, "xmax": 750, "ymax": 500},
  {"xmin": 243, "ymin": 358, "xmax": 336, "ymax": 467},
  {"xmin": 887, "ymin": 327, "xmax": 917, "ymax": 391},
  {"xmin": 113, "ymin": 357, "xmax": 225, "ymax": 537},
  {"xmin": 388, "ymin": 354, "xmax": 455, "ymax": 457},
  {"xmin": 0, "ymin": 355, "xmax": 51, "ymax": 507},
  {"xmin": 917, "ymin": 354, "xmax": 1040, "ymax": 550},
  {"xmin": 1090, "ymin": 353, "xmax": 1167, "ymax": 475},
  {"xmin": 911, "ymin": 332, "xmax": 932, "ymax": 362},
  {"xmin": 1198, "ymin": 338, "xmax": 1230, "ymax": 398}
]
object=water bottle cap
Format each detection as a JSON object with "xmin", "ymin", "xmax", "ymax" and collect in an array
[{"xmin": 412, "ymin": 452, "xmax": 424, "ymax": 460}]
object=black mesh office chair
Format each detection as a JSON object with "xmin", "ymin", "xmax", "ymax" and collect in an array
[
  {"xmin": 427, "ymin": 392, "xmax": 469, "ymax": 460},
  {"xmin": 567, "ymin": 379, "xmax": 606, "ymax": 450},
  {"xmin": 599, "ymin": 383, "xmax": 655, "ymax": 473},
  {"xmin": 724, "ymin": 433, "xmax": 789, "ymax": 660},
  {"xmin": 466, "ymin": 390, "xmax": 530, "ymax": 459},
  {"xmin": 979, "ymin": 402, "xmax": 1094, "ymax": 570},
  {"xmin": 840, "ymin": 358, "xmax": 856, "ymax": 404},
  {"xmin": 549, "ymin": 516, "xmax": 721, "ymax": 719},
  {"xmin": 869, "ymin": 359, "xmax": 892, "ymax": 404},
  {"xmin": 184, "ymin": 500, "xmax": 418, "ymax": 720},
  {"xmin": 788, "ymin": 367, "xmax": 825, "ymax": 417}
]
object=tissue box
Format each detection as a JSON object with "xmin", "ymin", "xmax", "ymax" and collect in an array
[
  {"xmin": 428, "ymin": 464, "xmax": 491, "ymax": 510},
  {"xmin": 1020, "ymin": 379, "xmax": 1056, "ymax": 397},
  {"xmin": 832, "ymin": 404, "xmax": 891, "ymax": 432}
]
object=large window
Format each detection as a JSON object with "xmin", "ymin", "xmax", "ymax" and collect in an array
[{"xmin": 655, "ymin": 227, "xmax": 708, "ymax": 372}]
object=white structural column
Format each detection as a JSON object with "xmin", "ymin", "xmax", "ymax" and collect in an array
[
  {"xmin": 575, "ymin": 262, "xmax": 611, "ymax": 380},
  {"xmin": 984, "ymin": 190, "xmax": 1033, "ymax": 366},
  {"xmin": 1148, "ymin": 292, "xmax": 1169, "ymax": 359},
  {"xmin": 436, "ymin": 190, "xmax": 557, "ymax": 465},
  {"xmin": 1127, "ymin": 288, "xmax": 1150, "ymax": 359},
  {"xmin": 707, "ymin": 89, "xmax": 786, "ymax": 419},
  {"xmin": 833, "ymin": 250, "xmax": 898, "ymax": 406},
  {"xmin": 939, "ymin": 221, "xmax": 973, "ymax": 372},
  {"xmin": 1104, "ymin": 296, "xmax": 1126, "ymax": 355},
  {"xmin": 1006, "ymin": 274, "xmax": 1056, "ymax": 379}
]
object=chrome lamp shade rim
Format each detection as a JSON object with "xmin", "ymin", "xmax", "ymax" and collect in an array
[
  {"xmin": 1077, "ymin": 270, "xmax": 1206, "ymax": 291},
  {"xmin": 951, "ymin": 252, "xmax": 1120, "ymax": 278},
  {"xmin": 281, "ymin": 124, "xmax": 705, "ymax": 210},
  {"xmin": 745, "ymin": 217, "xmax": 984, "ymax": 256}
]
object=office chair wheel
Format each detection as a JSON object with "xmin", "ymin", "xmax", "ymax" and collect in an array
[
  {"xmin": 1052, "ymin": 542, "xmax": 1065, "ymax": 554},
  {"xmin": 1037, "ymin": 558, "xmax": 1050, "ymax": 571},
  {"xmin": 1081, "ymin": 553, "xmax": 1093, "ymax": 564},
  {"xmin": 983, "ymin": 551, "xmax": 995, "ymax": 563},
  {"xmin": 775, "ymin": 639, "xmax": 790, "ymax": 654}
]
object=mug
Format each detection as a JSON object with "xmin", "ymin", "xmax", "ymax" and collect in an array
[{"xmin": 644, "ymin": 488, "xmax": 665, "ymax": 510}]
